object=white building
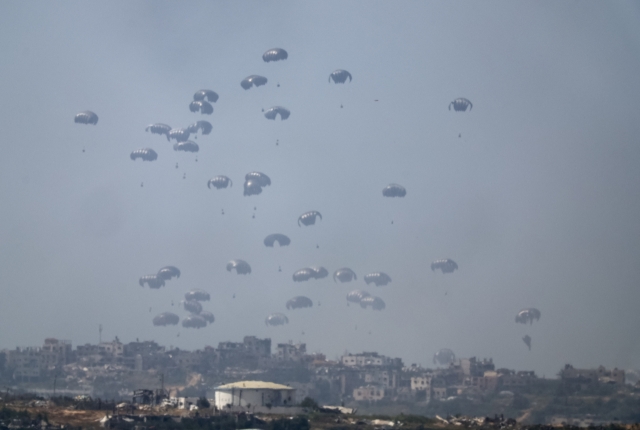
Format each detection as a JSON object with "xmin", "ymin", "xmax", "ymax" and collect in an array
[{"xmin": 214, "ymin": 381, "xmax": 296, "ymax": 409}]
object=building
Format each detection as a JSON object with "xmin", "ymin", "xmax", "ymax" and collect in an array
[
  {"xmin": 353, "ymin": 385, "xmax": 385, "ymax": 401},
  {"xmin": 41, "ymin": 338, "xmax": 72, "ymax": 368},
  {"xmin": 276, "ymin": 343, "xmax": 307, "ymax": 362},
  {"xmin": 214, "ymin": 381, "xmax": 296, "ymax": 408},
  {"xmin": 560, "ymin": 364, "xmax": 625, "ymax": 385},
  {"xmin": 342, "ymin": 352, "xmax": 403, "ymax": 368}
]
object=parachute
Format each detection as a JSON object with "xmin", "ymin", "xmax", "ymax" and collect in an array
[
  {"xmin": 187, "ymin": 120, "xmax": 212, "ymax": 136},
  {"xmin": 264, "ymin": 234, "xmax": 291, "ymax": 247},
  {"xmin": 522, "ymin": 335, "xmax": 531, "ymax": 351},
  {"xmin": 286, "ymin": 296, "xmax": 313, "ymax": 310},
  {"xmin": 298, "ymin": 211, "xmax": 322, "ymax": 227},
  {"xmin": 139, "ymin": 275, "xmax": 165, "ymax": 289},
  {"xmin": 329, "ymin": 70, "xmax": 352, "ymax": 84},
  {"xmin": 360, "ymin": 296, "xmax": 385, "ymax": 310},
  {"xmin": 185, "ymin": 289, "xmax": 210, "ymax": 302},
  {"xmin": 146, "ymin": 123, "xmax": 171, "ymax": 141},
  {"xmin": 183, "ymin": 300, "xmax": 202, "ymax": 315},
  {"xmin": 74, "ymin": 111, "xmax": 98, "ymax": 125},
  {"xmin": 243, "ymin": 172, "xmax": 270, "ymax": 196},
  {"xmin": 431, "ymin": 259, "xmax": 458, "ymax": 274},
  {"xmin": 334, "ymin": 268, "xmax": 357, "ymax": 283},
  {"xmin": 169, "ymin": 128, "xmax": 191, "ymax": 143},
  {"xmin": 293, "ymin": 268, "xmax": 316, "ymax": 282},
  {"xmin": 310, "ymin": 266, "xmax": 328, "ymax": 279},
  {"xmin": 200, "ymin": 311, "xmax": 215, "ymax": 324},
  {"xmin": 243, "ymin": 179, "xmax": 263, "ymax": 196},
  {"xmin": 208, "ymin": 176, "xmax": 232, "ymax": 189},
  {"xmin": 364, "ymin": 272, "xmax": 391, "ymax": 286},
  {"xmin": 449, "ymin": 98, "xmax": 473, "ymax": 112},
  {"xmin": 152, "ymin": 312, "xmax": 179, "ymax": 326},
  {"xmin": 347, "ymin": 290, "xmax": 371, "ymax": 304},
  {"xmin": 245, "ymin": 172, "xmax": 271, "ymax": 187},
  {"xmin": 130, "ymin": 149, "xmax": 158, "ymax": 162},
  {"xmin": 173, "ymin": 141, "xmax": 199, "ymax": 153},
  {"xmin": 182, "ymin": 315, "xmax": 207, "ymax": 329},
  {"xmin": 157, "ymin": 266, "xmax": 180, "ymax": 280},
  {"xmin": 262, "ymin": 48, "xmax": 288, "ymax": 62},
  {"xmin": 193, "ymin": 89, "xmax": 219, "ymax": 103},
  {"xmin": 264, "ymin": 106, "xmax": 290, "ymax": 120},
  {"xmin": 189, "ymin": 100, "xmax": 214, "ymax": 115},
  {"xmin": 433, "ymin": 348, "xmax": 456, "ymax": 365},
  {"xmin": 265, "ymin": 313, "xmax": 289, "ymax": 326},
  {"xmin": 241, "ymin": 75, "xmax": 268, "ymax": 90},
  {"xmin": 515, "ymin": 308, "xmax": 541, "ymax": 325},
  {"xmin": 383, "ymin": 184, "xmax": 406, "ymax": 198},
  {"xmin": 227, "ymin": 259, "xmax": 251, "ymax": 275}
]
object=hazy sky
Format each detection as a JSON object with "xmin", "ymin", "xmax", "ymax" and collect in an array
[{"xmin": 1, "ymin": 1, "xmax": 639, "ymax": 378}]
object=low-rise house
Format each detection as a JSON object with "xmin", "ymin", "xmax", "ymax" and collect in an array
[{"xmin": 214, "ymin": 380, "xmax": 296, "ymax": 408}]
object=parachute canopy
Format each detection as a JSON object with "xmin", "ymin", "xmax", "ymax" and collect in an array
[
  {"xmin": 310, "ymin": 267, "xmax": 328, "ymax": 279},
  {"xmin": 298, "ymin": 211, "xmax": 322, "ymax": 227},
  {"xmin": 262, "ymin": 48, "xmax": 288, "ymax": 62},
  {"xmin": 193, "ymin": 89, "xmax": 219, "ymax": 103},
  {"xmin": 130, "ymin": 148, "xmax": 158, "ymax": 162},
  {"xmin": 146, "ymin": 123, "xmax": 171, "ymax": 140},
  {"xmin": 383, "ymin": 184, "xmax": 406, "ymax": 198},
  {"xmin": 200, "ymin": 311, "xmax": 215, "ymax": 324},
  {"xmin": 182, "ymin": 315, "xmax": 207, "ymax": 329},
  {"xmin": 264, "ymin": 234, "xmax": 291, "ymax": 247},
  {"xmin": 183, "ymin": 300, "xmax": 202, "ymax": 315},
  {"xmin": 75, "ymin": 111, "xmax": 98, "ymax": 125},
  {"xmin": 157, "ymin": 266, "xmax": 180, "ymax": 280},
  {"xmin": 265, "ymin": 313, "xmax": 289, "ymax": 326},
  {"xmin": 347, "ymin": 289, "xmax": 371, "ymax": 304},
  {"xmin": 433, "ymin": 348, "xmax": 456, "ymax": 365},
  {"xmin": 243, "ymin": 172, "xmax": 271, "ymax": 196},
  {"xmin": 449, "ymin": 98, "xmax": 472, "ymax": 112},
  {"xmin": 431, "ymin": 259, "xmax": 458, "ymax": 274},
  {"xmin": 364, "ymin": 272, "xmax": 391, "ymax": 286},
  {"xmin": 329, "ymin": 70, "xmax": 352, "ymax": 84},
  {"xmin": 139, "ymin": 274, "xmax": 165, "ymax": 289},
  {"xmin": 515, "ymin": 308, "xmax": 541, "ymax": 325},
  {"xmin": 334, "ymin": 268, "xmax": 357, "ymax": 283},
  {"xmin": 185, "ymin": 289, "xmax": 210, "ymax": 302},
  {"xmin": 241, "ymin": 75, "xmax": 268, "ymax": 90},
  {"xmin": 292, "ymin": 268, "xmax": 314, "ymax": 282},
  {"xmin": 245, "ymin": 172, "xmax": 271, "ymax": 187},
  {"xmin": 187, "ymin": 120, "xmax": 212, "ymax": 135},
  {"xmin": 153, "ymin": 312, "xmax": 179, "ymax": 326},
  {"xmin": 169, "ymin": 128, "xmax": 191, "ymax": 142},
  {"xmin": 208, "ymin": 176, "xmax": 232, "ymax": 189},
  {"xmin": 227, "ymin": 259, "xmax": 251, "ymax": 275},
  {"xmin": 243, "ymin": 179, "xmax": 263, "ymax": 196},
  {"xmin": 173, "ymin": 141, "xmax": 199, "ymax": 153},
  {"xmin": 286, "ymin": 296, "xmax": 313, "ymax": 310},
  {"xmin": 264, "ymin": 106, "xmax": 290, "ymax": 120},
  {"xmin": 360, "ymin": 296, "xmax": 385, "ymax": 310},
  {"xmin": 189, "ymin": 100, "xmax": 213, "ymax": 115}
]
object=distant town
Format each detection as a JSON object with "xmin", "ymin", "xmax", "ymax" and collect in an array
[{"xmin": 1, "ymin": 336, "xmax": 638, "ymax": 425}]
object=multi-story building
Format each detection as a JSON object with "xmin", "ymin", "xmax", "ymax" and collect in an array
[
  {"xmin": 41, "ymin": 338, "xmax": 72, "ymax": 368},
  {"xmin": 342, "ymin": 352, "xmax": 403, "ymax": 368},
  {"xmin": 353, "ymin": 385, "xmax": 385, "ymax": 401},
  {"xmin": 276, "ymin": 343, "xmax": 306, "ymax": 362}
]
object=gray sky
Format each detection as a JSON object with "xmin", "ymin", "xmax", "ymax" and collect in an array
[{"xmin": 1, "ymin": 1, "xmax": 639, "ymax": 377}]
